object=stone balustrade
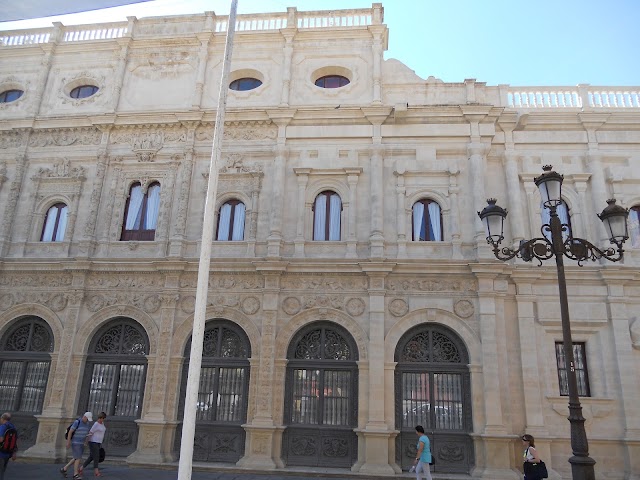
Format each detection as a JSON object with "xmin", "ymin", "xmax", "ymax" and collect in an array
[{"xmin": 507, "ymin": 86, "xmax": 640, "ymax": 108}]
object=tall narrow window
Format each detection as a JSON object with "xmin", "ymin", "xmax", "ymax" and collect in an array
[
  {"xmin": 313, "ymin": 191, "xmax": 341, "ymax": 241},
  {"xmin": 216, "ymin": 200, "xmax": 246, "ymax": 241},
  {"xmin": 412, "ymin": 199, "xmax": 443, "ymax": 241},
  {"xmin": 41, "ymin": 203, "xmax": 68, "ymax": 242},
  {"xmin": 121, "ymin": 182, "xmax": 161, "ymax": 241},
  {"xmin": 542, "ymin": 200, "xmax": 572, "ymax": 242},
  {"xmin": 630, "ymin": 205, "xmax": 640, "ymax": 248},
  {"xmin": 555, "ymin": 342, "xmax": 590, "ymax": 397}
]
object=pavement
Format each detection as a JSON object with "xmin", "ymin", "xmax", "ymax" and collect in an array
[{"xmin": 8, "ymin": 460, "xmax": 439, "ymax": 480}]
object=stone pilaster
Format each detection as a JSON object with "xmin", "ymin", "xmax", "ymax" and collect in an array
[
  {"xmin": 345, "ymin": 168, "xmax": 361, "ymax": 258},
  {"xmin": 111, "ymin": 17, "xmax": 135, "ymax": 112},
  {"xmin": 279, "ymin": 16, "xmax": 295, "ymax": 106},
  {"xmin": 357, "ymin": 265, "xmax": 395, "ymax": 475},
  {"xmin": 394, "ymin": 171, "xmax": 407, "ymax": 258},
  {"xmin": 293, "ymin": 168, "xmax": 309, "ymax": 257},
  {"xmin": 0, "ymin": 153, "xmax": 28, "ymax": 256},
  {"xmin": 503, "ymin": 152, "xmax": 526, "ymax": 244},
  {"xmin": 448, "ymin": 163, "xmax": 462, "ymax": 258}
]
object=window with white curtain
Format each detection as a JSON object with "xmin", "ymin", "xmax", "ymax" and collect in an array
[
  {"xmin": 412, "ymin": 199, "xmax": 443, "ymax": 241},
  {"xmin": 630, "ymin": 206, "xmax": 640, "ymax": 248},
  {"xmin": 41, "ymin": 203, "xmax": 68, "ymax": 242},
  {"xmin": 541, "ymin": 200, "xmax": 572, "ymax": 242},
  {"xmin": 216, "ymin": 200, "xmax": 246, "ymax": 241},
  {"xmin": 313, "ymin": 191, "xmax": 341, "ymax": 241},
  {"xmin": 121, "ymin": 182, "xmax": 161, "ymax": 241}
]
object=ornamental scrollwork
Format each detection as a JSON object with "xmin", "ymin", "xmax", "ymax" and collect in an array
[{"xmin": 387, "ymin": 278, "xmax": 477, "ymax": 292}]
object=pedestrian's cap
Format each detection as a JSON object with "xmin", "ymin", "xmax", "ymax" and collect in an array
[{"xmin": 83, "ymin": 411, "xmax": 93, "ymax": 422}]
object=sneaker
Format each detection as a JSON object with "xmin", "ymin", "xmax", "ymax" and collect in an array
[
  {"xmin": 59, "ymin": 467, "xmax": 68, "ymax": 477},
  {"xmin": 73, "ymin": 475, "xmax": 82, "ymax": 480}
]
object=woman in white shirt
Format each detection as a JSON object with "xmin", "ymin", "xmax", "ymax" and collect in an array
[{"xmin": 80, "ymin": 412, "xmax": 107, "ymax": 477}]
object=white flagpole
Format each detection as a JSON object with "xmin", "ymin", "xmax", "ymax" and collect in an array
[{"xmin": 177, "ymin": 1, "xmax": 238, "ymax": 479}]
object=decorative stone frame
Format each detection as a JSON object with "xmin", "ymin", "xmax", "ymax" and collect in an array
[
  {"xmin": 228, "ymin": 68, "xmax": 267, "ymax": 99},
  {"xmin": 59, "ymin": 71, "xmax": 105, "ymax": 106},
  {"xmin": 107, "ymin": 166, "xmax": 177, "ymax": 245},
  {"xmin": 0, "ymin": 76, "xmax": 27, "ymax": 109},
  {"xmin": 301, "ymin": 172, "xmax": 350, "ymax": 241},
  {"xmin": 23, "ymin": 159, "xmax": 85, "ymax": 256},
  {"xmin": 310, "ymin": 65, "xmax": 354, "ymax": 96}
]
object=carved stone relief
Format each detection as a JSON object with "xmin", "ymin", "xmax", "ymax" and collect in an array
[
  {"xmin": 389, "ymin": 298, "xmax": 409, "ymax": 317},
  {"xmin": 86, "ymin": 274, "xmax": 163, "ymax": 289},
  {"xmin": 345, "ymin": 298, "xmax": 366, "ymax": 317},
  {"xmin": 282, "ymin": 296, "xmax": 301, "ymax": 315},
  {"xmin": 454, "ymin": 299, "xmax": 475, "ymax": 318},
  {"xmin": 0, "ymin": 292, "xmax": 68, "ymax": 312},
  {"xmin": 179, "ymin": 274, "xmax": 263, "ymax": 290},
  {"xmin": 280, "ymin": 275, "xmax": 367, "ymax": 291},
  {"xmin": 86, "ymin": 293, "xmax": 161, "ymax": 313},
  {"xmin": 28, "ymin": 128, "xmax": 101, "ymax": 147},
  {"xmin": 0, "ymin": 130, "xmax": 26, "ymax": 149},
  {"xmin": 387, "ymin": 277, "xmax": 478, "ymax": 292},
  {"xmin": 240, "ymin": 296, "xmax": 260, "ymax": 315},
  {"xmin": 195, "ymin": 121, "xmax": 277, "ymax": 142},
  {"xmin": 0, "ymin": 273, "xmax": 72, "ymax": 287}
]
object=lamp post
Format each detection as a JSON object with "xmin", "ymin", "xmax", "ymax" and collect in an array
[{"xmin": 478, "ymin": 165, "xmax": 629, "ymax": 480}]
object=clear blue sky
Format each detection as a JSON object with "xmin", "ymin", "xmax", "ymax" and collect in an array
[{"xmin": 1, "ymin": 0, "xmax": 638, "ymax": 86}]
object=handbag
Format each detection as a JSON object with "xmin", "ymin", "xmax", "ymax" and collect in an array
[
  {"xmin": 523, "ymin": 460, "xmax": 548, "ymax": 479},
  {"xmin": 99, "ymin": 447, "xmax": 106, "ymax": 463}
]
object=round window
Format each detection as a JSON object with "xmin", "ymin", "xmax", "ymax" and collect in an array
[
  {"xmin": 70, "ymin": 85, "xmax": 99, "ymax": 99},
  {"xmin": 229, "ymin": 78, "xmax": 262, "ymax": 91},
  {"xmin": 0, "ymin": 89, "xmax": 24, "ymax": 103},
  {"xmin": 315, "ymin": 75, "xmax": 350, "ymax": 89}
]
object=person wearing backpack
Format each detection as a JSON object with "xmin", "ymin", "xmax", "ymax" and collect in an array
[
  {"xmin": 60, "ymin": 412, "xmax": 93, "ymax": 480},
  {"xmin": 0, "ymin": 412, "xmax": 17, "ymax": 480}
]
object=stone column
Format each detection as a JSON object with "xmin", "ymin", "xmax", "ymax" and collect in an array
[
  {"xmin": 267, "ymin": 144, "xmax": 288, "ymax": 258},
  {"xmin": 27, "ymin": 286, "xmax": 85, "ymax": 461},
  {"xmin": 468, "ymin": 142, "xmax": 488, "ymax": 244},
  {"xmin": 0, "ymin": 153, "xmax": 28, "ymax": 256},
  {"xmin": 279, "ymin": 21, "xmax": 295, "ymax": 107},
  {"xmin": 449, "ymin": 163, "xmax": 462, "ymax": 258},
  {"xmin": 129, "ymin": 292, "xmax": 179, "ymax": 464},
  {"xmin": 192, "ymin": 13, "xmax": 214, "ymax": 109},
  {"xmin": 602, "ymin": 273, "xmax": 640, "ymax": 478},
  {"xmin": 395, "ymin": 171, "xmax": 407, "ymax": 258},
  {"xmin": 503, "ymin": 152, "xmax": 525, "ymax": 244},
  {"xmin": 346, "ymin": 168, "xmax": 361, "ymax": 258},
  {"xmin": 246, "ymin": 175, "xmax": 260, "ymax": 257},
  {"xmin": 237, "ymin": 270, "xmax": 282, "ymax": 470},
  {"xmin": 111, "ymin": 17, "xmax": 135, "ymax": 112},
  {"xmin": 33, "ymin": 23, "xmax": 62, "ymax": 115},
  {"xmin": 369, "ymin": 145, "xmax": 384, "ymax": 258},
  {"xmin": 357, "ymin": 266, "xmax": 395, "ymax": 475},
  {"xmin": 293, "ymin": 169, "xmax": 309, "ymax": 257},
  {"xmin": 370, "ymin": 3, "xmax": 384, "ymax": 105},
  {"xmin": 469, "ymin": 267, "xmax": 515, "ymax": 480}
]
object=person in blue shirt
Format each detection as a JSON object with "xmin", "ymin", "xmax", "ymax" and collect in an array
[
  {"xmin": 0, "ymin": 412, "xmax": 17, "ymax": 480},
  {"xmin": 60, "ymin": 412, "xmax": 93, "ymax": 480},
  {"xmin": 413, "ymin": 425, "xmax": 433, "ymax": 480}
]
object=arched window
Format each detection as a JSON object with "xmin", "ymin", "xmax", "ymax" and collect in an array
[
  {"xmin": 541, "ymin": 199, "xmax": 572, "ymax": 242},
  {"xmin": 630, "ymin": 205, "xmax": 640, "ymax": 248},
  {"xmin": 0, "ymin": 89, "xmax": 23, "ymax": 103},
  {"xmin": 70, "ymin": 85, "xmax": 98, "ymax": 99},
  {"xmin": 229, "ymin": 78, "xmax": 262, "ymax": 91},
  {"xmin": 412, "ymin": 199, "xmax": 443, "ymax": 241},
  {"xmin": 395, "ymin": 325, "xmax": 473, "ymax": 473},
  {"xmin": 315, "ymin": 75, "xmax": 350, "ymax": 88},
  {"xmin": 176, "ymin": 320, "xmax": 251, "ymax": 462},
  {"xmin": 313, "ymin": 191, "xmax": 341, "ymax": 241},
  {"xmin": 216, "ymin": 200, "xmax": 246, "ymax": 241},
  {"xmin": 121, "ymin": 182, "xmax": 161, "ymax": 241},
  {"xmin": 80, "ymin": 319, "xmax": 149, "ymax": 457},
  {"xmin": 41, "ymin": 202, "xmax": 68, "ymax": 242},
  {"xmin": 0, "ymin": 317, "xmax": 53, "ymax": 449},
  {"xmin": 283, "ymin": 322, "xmax": 358, "ymax": 467}
]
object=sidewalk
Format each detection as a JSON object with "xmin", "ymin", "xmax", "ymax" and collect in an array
[{"xmin": 10, "ymin": 460, "xmax": 441, "ymax": 480}]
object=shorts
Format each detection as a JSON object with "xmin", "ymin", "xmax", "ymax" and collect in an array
[{"xmin": 71, "ymin": 443, "xmax": 84, "ymax": 459}]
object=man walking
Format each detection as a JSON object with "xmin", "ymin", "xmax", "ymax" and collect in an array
[
  {"xmin": 0, "ymin": 413, "xmax": 18, "ymax": 480},
  {"xmin": 60, "ymin": 412, "xmax": 93, "ymax": 479}
]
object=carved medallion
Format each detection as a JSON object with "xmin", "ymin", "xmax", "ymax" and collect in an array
[
  {"xmin": 346, "ymin": 298, "xmax": 366, "ymax": 317},
  {"xmin": 241, "ymin": 296, "xmax": 260, "ymax": 315},
  {"xmin": 282, "ymin": 296, "xmax": 301, "ymax": 315},
  {"xmin": 389, "ymin": 298, "xmax": 409, "ymax": 317},
  {"xmin": 180, "ymin": 295, "xmax": 196, "ymax": 314},
  {"xmin": 454, "ymin": 299, "xmax": 474, "ymax": 318}
]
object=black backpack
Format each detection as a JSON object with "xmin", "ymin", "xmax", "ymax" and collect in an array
[
  {"xmin": 0, "ymin": 427, "xmax": 17, "ymax": 454},
  {"xmin": 64, "ymin": 418, "xmax": 81, "ymax": 440}
]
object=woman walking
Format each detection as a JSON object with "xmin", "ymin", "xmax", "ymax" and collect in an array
[
  {"xmin": 522, "ymin": 434, "xmax": 542, "ymax": 480},
  {"xmin": 412, "ymin": 425, "xmax": 432, "ymax": 480},
  {"xmin": 80, "ymin": 412, "xmax": 107, "ymax": 477}
]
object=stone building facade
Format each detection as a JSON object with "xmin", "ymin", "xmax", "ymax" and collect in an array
[{"xmin": 0, "ymin": 4, "xmax": 639, "ymax": 479}]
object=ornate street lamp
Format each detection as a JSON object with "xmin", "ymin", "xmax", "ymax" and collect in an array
[{"xmin": 478, "ymin": 165, "xmax": 629, "ymax": 480}]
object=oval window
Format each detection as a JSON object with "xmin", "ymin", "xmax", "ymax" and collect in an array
[
  {"xmin": 229, "ymin": 78, "xmax": 262, "ymax": 91},
  {"xmin": 315, "ymin": 75, "xmax": 350, "ymax": 88},
  {"xmin": 0, "ymin": 89, "xmax": 24, "ymax": 103},
  {"xmin": 70, "ymin": 85, "xmax": 99, "ymax": 99}
]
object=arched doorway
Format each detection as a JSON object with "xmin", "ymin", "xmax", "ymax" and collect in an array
[
  {"xmin": 79, "ymin": 318, "xmax": 149, "ymax": 457},
  {"xmin": 395, "ymin": 324, "xmax": 474, "ymax": 474},
  {"xmin": 0, "ymin": 317, "xmax": 53, "ymax": 449},
  {"xmin": 175, "ymin": 320, "xmax": 251, "ymax": 463},
  {"xmin": 282, "ymin": 322, "xmax": 358, "ymax": 468}
]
